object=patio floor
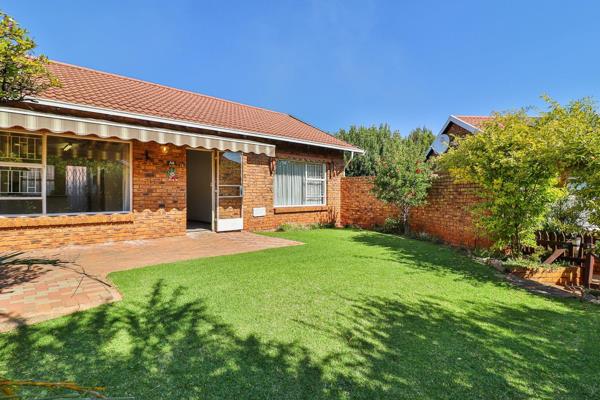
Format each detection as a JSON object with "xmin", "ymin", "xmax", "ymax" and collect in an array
[{"xmin": 0, "ymin": 231, "xmax": 300, "ymax": 332}]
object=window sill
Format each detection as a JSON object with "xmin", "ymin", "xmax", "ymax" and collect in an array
[
  {"xmin": 273, "ymin": 206, "xmax": 328, "ymax": 214},
  {"xmin": 0, "ymin": 212, "xmax": 134, "ymax": 229}
]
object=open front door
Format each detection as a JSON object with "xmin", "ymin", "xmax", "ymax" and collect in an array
[{"xmin": 216, "ymin": 151, "xmax": 244, "ymax": 231}]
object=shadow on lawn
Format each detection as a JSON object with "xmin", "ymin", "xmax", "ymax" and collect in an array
[
  {"xmin": 2, "ymin": 280, "xmax": 598, "ymax": 399},
  {"xmin": 322, "ymin": 294, "xmax": 599, "ymax": 399},
  {"xmin": 351, "ymin": 231, "xmax": 508, "ymax": 287}
]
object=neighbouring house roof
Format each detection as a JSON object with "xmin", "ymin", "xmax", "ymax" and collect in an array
[
  {"xmin": 426, "ymin": 114, "xmax": 492, "ymax": 158},
  {"xmin": 452, "ymin": 115, "xmax": 493, "ymax": 131},
  {"xmin": 27, "ymin": 60, "xmax": 362, "ymax": 153}
]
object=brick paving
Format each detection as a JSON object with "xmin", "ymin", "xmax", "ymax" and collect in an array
[{"xmin": 0, "ymin": 231, "xmax": 300, "ymax": 332}]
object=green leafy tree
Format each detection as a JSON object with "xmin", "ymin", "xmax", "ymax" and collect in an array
[
  {"xmin": 439, "ymin": 100, "xmax": 600, "ymax": 253},
  {"xmin": 538, "ymin": 97, "xmax": 600, "ymax": 230},
  {"xmin": 0, "ymin": 12, "xmax": 59, "ymax": 102},
  {"xmin": 336, "ymin": 124, "xmax": 402, "ymax": 176},
  {"xmin": 406, "ymin": 126, "xmax": 435, "ymax": 154},
  {"xmin": 372, "ymin": 140, "xmax": 434, "ymax": 234},
  {"xmin": 543, "ymin": 195, "xmax": 589, "ymax": 233},
  {"xmin": 336, "ymin": 124, "xmax": 433, "ymax": 176}
]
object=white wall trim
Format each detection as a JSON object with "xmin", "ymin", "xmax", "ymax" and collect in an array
[{"xmin": 437, "ymin": 115, "xmax": 480, "ymax": 136}]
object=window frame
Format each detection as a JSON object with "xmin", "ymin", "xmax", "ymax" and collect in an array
[
  {"xmin": 0, "ymin": 130, "xmax": 133, "ymax": 217},
  {"xmin": 273, "ymin": 159, "xmax": 327, "ymax": 208}
]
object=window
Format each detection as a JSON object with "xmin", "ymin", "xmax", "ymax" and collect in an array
[
  {"xmin": 0, "ymin": 132, "xmax": 43, "ymax": 214},
  {"xmin": 274, "ymin": 160, "xmax": 326, "ymax": 207},
  {"xmin": 0, "ymin": 131, "xmax": 131, "ymax": 216}
]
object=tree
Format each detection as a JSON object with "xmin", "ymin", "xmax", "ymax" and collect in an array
[
  {"xmin": 336, "ymin": 124, "xmax": 402, "ymax": 176},
  {"xmin": 406, "ymin": 126, "xmax": 435, "ymax": 154},
  {"xmin": 538, "ymin": 97, "xmax": 600, "ymax": 230},
  {"xmin": 440, "ymin": 98, "xmax": 600, "ymax": 254},
  {"xmin": 372, "ymin": 139, "xmax": 434, "ymax": 234},
  {"xmin": 0, "ymin": 12, "xmax": 59, "ymax": 102},
  {"xmin": 336, "ymin": 124, "xmax": 434, "ymax": 177}
]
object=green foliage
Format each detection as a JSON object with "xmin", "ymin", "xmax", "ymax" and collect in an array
[
  {"xmin": 372, "ymin": 140, "xmax": 434, "ymax": 233},
  {"xmin": 379, "ymin": 217, "xmax": 404, "ymax": 234},
  {"xmin": 336, "ymin": 125, "xmax": 434, "ymax": 177},
  {"xmin": 543, "ymin": 195, "xmax": 589, "ymax": 233},
  {"xmin": 441, "ymin": 97, "xmax": 600, "ymax": 254},
  {"xmin": 406, "ymin": 126, "xmax": 435, "ymax": 154},
  {"xmin": 336, "ymin": 124, "xmax": 402, "ymax": 176},
  {"xmin": 277, "ymin": 222, "xmax": 310, "ymax": 232},
  {"xmin": 539, "ymin": 97, "xmax": 600, "ymax": 229},
  {"xmin": 440, "ymin": 108, "xmax": 564, "ymax": 253},
  {"xmin": 0, "ymin": 12, "xmax": 59, "ymax": 101}
]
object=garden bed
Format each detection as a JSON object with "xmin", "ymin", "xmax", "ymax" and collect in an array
[{"xmin": 507, "ymin": 265, "xmax": 581, "ymax": 286}]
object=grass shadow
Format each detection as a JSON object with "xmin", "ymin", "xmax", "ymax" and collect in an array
[
  {"xmin": 0, "ymin": 280, "xmax": 335, "ymax": 399},
  {"xmin": 351, "ymin": 231, "xmax": 521, "ymax": 287}
]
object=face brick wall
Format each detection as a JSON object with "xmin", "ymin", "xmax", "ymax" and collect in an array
[
  {"xmin": 243, "ymin": 145, "xmax": 344, "ymax": 231},
  {"xmin": 340, "ymin": 176, "xmax": 398, "ymax": 228},
  {"xmin": 1, "ymin": 139, "xmax": 187, "ymax": 252},
  {"xmin": 132, "ymin": 141, "xmax": 186, "ymax": 212},
  {"xmin": 409, "ymin": 173, "xmax": 492, "ymax": 249},
  {"xmin": 340, "ymin": 175, "xmax": 492, "ymax": 249}
]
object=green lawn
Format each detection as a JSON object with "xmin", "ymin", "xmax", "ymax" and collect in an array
[{"xmin": 1, "ymin": 229, "xmax": 599, "ymax": 399}]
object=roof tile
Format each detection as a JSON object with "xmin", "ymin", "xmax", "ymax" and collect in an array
[{"xmin": 37, "ymin": 61, "xmax": 359, "ymax": 151}]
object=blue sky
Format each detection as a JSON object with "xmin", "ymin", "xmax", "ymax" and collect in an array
[{"xmin": 4, "ymin": 1, "xmax": 600, "ymax": 135}]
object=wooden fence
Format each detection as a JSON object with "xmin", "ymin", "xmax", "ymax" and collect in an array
[{"xmin": 529, "ymin": 231, "xmax": 598, "ymax": 287}]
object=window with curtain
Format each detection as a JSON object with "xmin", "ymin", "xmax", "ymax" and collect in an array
[
  {"xmin": 0, "ymin": 132, "xmax": 43, "ymax": 214},
  {"xmin": 46, "ymin": 136, "xmax": 130, "ymax": 213},
  {"xmin": 0, "ymin": 131, "xmax": 131, "ymax": 215},
  {"xmin": 274, "ymin": 160, "xmax": 326, "ymax": 207}
]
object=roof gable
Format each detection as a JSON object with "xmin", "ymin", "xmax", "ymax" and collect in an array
[{"xmin": 426, "ymin": 114, "xmax": 491, "ymax": 158}]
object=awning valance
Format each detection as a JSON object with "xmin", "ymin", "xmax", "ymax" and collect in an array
[{"xmin": 0, "ymin": 107, "xmax": 275, "ymax": 156}]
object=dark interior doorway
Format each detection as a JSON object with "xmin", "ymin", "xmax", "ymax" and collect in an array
[{"xmin": 186, "ymin": 150, "xmax": 213, "ymax": 231}]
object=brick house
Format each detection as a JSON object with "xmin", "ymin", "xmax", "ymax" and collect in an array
[
  {"xmin": 0, "ymin": 61, "xmax": 362, "ymax": 251},
  {"xmin": 425, "ymin": 114, "xmax": 491, "ymax": 158}
]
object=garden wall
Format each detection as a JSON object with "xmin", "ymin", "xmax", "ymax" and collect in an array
[
  {"xmin": 340, "ymin": 175, "xmax": 491, "ymax": 249},
  {"xmin": 340, "ymin": 176, "xmax": 398, "ymax": 229}
]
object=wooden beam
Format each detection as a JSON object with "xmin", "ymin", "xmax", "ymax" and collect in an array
[{"xmin": 543, "ymin": 248, "xmax": 565, "ymax": 265}]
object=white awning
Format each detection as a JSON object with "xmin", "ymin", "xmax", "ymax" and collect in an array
[{"xmin": 0, "ymin": 107, "xmax": 275, "ymax": 156}]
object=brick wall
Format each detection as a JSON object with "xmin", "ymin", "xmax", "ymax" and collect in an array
[
  {"xmin": 132, "ymin": 141, "xmax": 186, "ymax": 211},
  {"xmin": 340, "ymin": 174, "xmax": 491, "ymax": 249},
  {"xmin": 243, "ymin": 145, "xmax": 345, "ymax": 230},
  {"xmin": 340, "ymin": 176, "xmax": 398, "ymax": 228},
  {"xmin": 1, "ymin": 139, "xmax": 187, "ymax": 252},
  {"xmin": 410, "ymin": 173, "xmax": 491, "ymax": 248}
]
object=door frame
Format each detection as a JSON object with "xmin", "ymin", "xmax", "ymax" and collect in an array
[
  {"xmin": 186, "ymin": 148, "xmax": 215, "ymax": 231},
  {"xmin": 214, "ymin": 150, "xmax": 244, "ymax": 232}
]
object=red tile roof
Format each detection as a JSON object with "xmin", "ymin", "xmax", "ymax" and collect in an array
[
  {"xmin": 454, "ymin": 115, "xmax": 492, "ymax": 130},
  {"xmin": 36, "ymin": 61, "xmax": 360, "ymax": 151}
]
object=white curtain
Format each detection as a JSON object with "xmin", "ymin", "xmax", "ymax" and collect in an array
[
  {"xmin": 275, "ymin": 161, "xmax": 304, "ymax": 206},
  {"xmin": 66, "ymin": 166, "xmax": 88, "ymax": 211},
  {"xmin": 274, "ymin": 161, "xmax": 325, "ymax": 206}
]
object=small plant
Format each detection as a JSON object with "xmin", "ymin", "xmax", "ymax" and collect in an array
[
  {"xmin": 277, "ymin": 222, "xmax": 334, "ymax": 232},
  {"xmin": 310, "ymin": 221, "xmax": 336, "ymax": 229},
  {"xmin": 381, "ymin": 217, "xmax": 404, "ymax": 234},
  {"xmin": 470, "ymin": 247, "xmax": 499, "ymax": 259}
]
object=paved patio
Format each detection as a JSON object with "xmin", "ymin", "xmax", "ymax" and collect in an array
[{"xmin": 0, "ymin": 231, "xmax": 300, "ymax": 332}]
